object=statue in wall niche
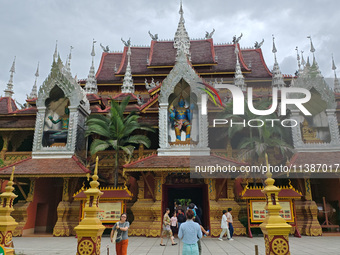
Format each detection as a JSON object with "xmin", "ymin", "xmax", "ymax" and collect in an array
[
  {"xmin": 43, "ymin": 98, "xmax": 70, "ymax": 147},
  {"xmin": 169, "ymin": 96, "xmax": 192, "ymax": 141}
]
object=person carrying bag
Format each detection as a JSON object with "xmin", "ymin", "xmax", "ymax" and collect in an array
[{"xmin": 110, "ymin": 213, "xmax": 129, "ymax": 255}]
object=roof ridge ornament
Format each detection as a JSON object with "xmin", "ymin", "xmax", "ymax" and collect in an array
[
  {"xmin": 28, "ymin": 62, "xmax": 39, "ymax": 99},
  {"xmin": 121, "ymin": 40, "xmax": 135, "ymax": 93},
  {"xmin": 4, "ymin": 56, "xmax": 16, "ymax": 98},
  {"xmin": 205, "ymin": 29, "xmax": 215, "ymax": 39},
  {"xmin": 148, "ymin": 31, "xmax": 158, "ymax": 41},
  {"xmin": 173, "ymin": 0, "xmax": 191, "ymax": 61},
  {"xmin": 254, "ymin": 39, "xmax": 264, "ymax": 49},
  {"xmin": 84, "ymin": 39, "xmax": 98, "ymax": 94},
  {"xmin": 271, "ymin": 35, "xmax": 285, "ymax": 89},
  {"xmin": 232, "ymin": 33, "xmax": 243, "ymax": 44}
]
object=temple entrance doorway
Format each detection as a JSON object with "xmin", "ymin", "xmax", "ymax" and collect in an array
[{"xmin": 162, "ymin": 176, "xmax": 210, "ymax": 231}]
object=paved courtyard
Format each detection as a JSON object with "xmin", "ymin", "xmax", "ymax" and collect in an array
[{"xmin": 12, "ymin": 235, "xmax": 340, "ymax": 255}]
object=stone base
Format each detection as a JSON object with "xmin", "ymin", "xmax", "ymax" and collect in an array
[
  {"xmin": 53, "ymin": 200, "xmax": 81, "ymax": 236},
  {"xmin": 129, "ymin": 199, "xmax": 160, "ymax": 237},
  {"xmin": 53, "ymin": 201, "xmax": 71, "ymax": 237},
  {"xmin": 295, "ymin": 200, "xmax": 322, "ymax": 236},
  {"xmin": 12, "ymin": 201, "xmax": 30, "ymax": 237},
  {"xmin": 209, "ymin": 200, "xmax": 246, "ymax": 237}
]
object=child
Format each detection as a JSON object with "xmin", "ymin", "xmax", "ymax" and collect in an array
[{"xmin": 170, "ymin": 212, "xmax": 178, "ymax": 236}]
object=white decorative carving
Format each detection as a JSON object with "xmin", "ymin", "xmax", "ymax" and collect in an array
[
  {"xmin": 157, "ymin": 50, "xmax": 210, "ymax": 156},
  {"xmin": 173, "ymin": 1, "xmax": 191, "ymax": 61},
  {"xmin": 33, "ymin": 56, "xmax": 90, "ymax": 159},
  {"xmin": 4, "ymin": 57, "xmax": 16, "ymax": 98},
  {"xmin": 84, "ymin": 39, "xmax": 98, "ymax": 94},
  {"xmin": 271, "ymin": 36, "xmax": 285, "ymax": 89},
  {"xmin": 121, "ymin": 45, "xmax": 135, "ymax": 94}
]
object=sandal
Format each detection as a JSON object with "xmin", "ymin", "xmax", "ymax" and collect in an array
[{"xmin": 160, "ymin": 244, "xmax": 165, "ymax": 246}]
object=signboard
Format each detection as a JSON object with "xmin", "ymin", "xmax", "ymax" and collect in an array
[
  {"xmin": 250, "ymin": 200, "xmax": 294, "ymax": 223},
  {"xmin": 81, "ymin": 201, "xmax": 123, "ymax": 223},
  {"xmin": 98, "ymin": 202, "xmax": 123, "ymax": 223}
]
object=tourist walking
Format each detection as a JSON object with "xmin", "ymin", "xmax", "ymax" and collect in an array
[
  {"xmin": 170, "ymin": 212, "xmax": 178, "ymax": 235},
  {"xmin": 227, "ymin": 208, "xmax": 234, "ymax": 238},
  {"xmin": 110, "ymin": 213, "xmax": 129, "ymax": 255},
  {"xmin": 178, "ymin": 209, "xmax": 202, "ymax": 255},
  {"xmin": 160, "ymin": 208, "xmax": 177, "ymax": 246},
  {"xmin": 218, "ymin": 210, "xmax": 232, "ymax": 241},
  {"xmin": 177, "ymin": 208, "xmax": 186, "ymax": 230}
]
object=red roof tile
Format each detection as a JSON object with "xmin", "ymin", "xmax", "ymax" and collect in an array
[
  {"xmin": 0, "ymin": 97, "xmax": 18, "ymax": 114},
  {"xmin": 241, "ymin": 48, "xmax": 272, "ymax": 78},
  {"xmin": 0, "ymin": 156, "xmax": 90, "ymax": 177},
  {"xmin": 241, "ymin": 188, "xmax": 302, "ymax": 199},
  {"xmin": 96, "ymin": 52, "xmax": 123, "ymax": 82},
  {"xmin": 289, "ymin": 151, "xmax": 340, "ymax": 166},
  {"xmin": 74, "ymin": 188, "xmax": 132, "ymax": 200},
  {"xmin": 123, "ymin": 153, "xmax": 246, "ymax": 169}
]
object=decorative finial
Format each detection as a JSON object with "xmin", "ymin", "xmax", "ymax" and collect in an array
[
  {"xmin": 91, "ymin": 38, "xmax": 96, "ymax": 57},
  {"xmin": 332, "ymin": 54, "xmax": 336, "ymax": 71},
  {"xmin": 121, "ymin": 40, "xmax": 134, "ymax": 93},
  {"xmin": 301, "ymin": 50, "xmax": 306, "ymax": 67},
  {"xmin": 10, "ymin": 166, "xmax": 15, "ymax": 182},
  {"xmin": 65, "ymin": 46, "xmax": 74, "ymax": 75},
  {"xmin": 4, "ymin": 57, "xmax": 16, "ymax": 98},
  {"xmin": 29, "ymin": 62, "xmax": 39, "ymax": 99},
  {"xmin": 272, "ymin": 35, "xmax": 277, "ymax": 54},
  {"xmin": 174, "ymin": 0, "xmax": 191, "ymax": 61},
  {"xmin": 295, "ymin": 46, "xmax": 301, "ymax": 71},
  {"xmin": 53, "ymin": 40, "xmax": 58, "ymax": 62},
  {"xmin": 271, "ymin": 35, "xmax": 285, "ymax": 89},
  {"xmin": 307, "ymin": 36, "xmax": 315, "ymax": 53},
  {"xmin": 332, "ymin": 54, "xmax": 340, "ymax": 93},
  {"xmin": 84, "ymin": 39, "xmax": 98, "ymax": 94},
  {"xmin": 234, "ymin": 45, "xmax": 246, "ymax": 91},
  {"xmin": 94, "ymin": 156, "xmax": 99, "ymax": 176}
]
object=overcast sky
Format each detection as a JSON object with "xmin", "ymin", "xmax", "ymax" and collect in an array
[{"xmin": 0, "ymin": 0, "xmax": 339, "ymax": 105}]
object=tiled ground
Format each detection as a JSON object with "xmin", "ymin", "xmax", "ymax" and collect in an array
[{"xmin": 13, "ymin": 235, "xmax": 340, "ymax": 255}]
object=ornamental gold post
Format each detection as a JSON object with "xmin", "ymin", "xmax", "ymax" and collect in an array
[
  {"xmin": 74, "ymin": 157, "xmax": 105, "ymax": 255},
  {"xmin": 0, "ymin": 166, "xmax": 18, "ymax": 255},
  {"xmin": 260, "ymin": 154, "xmax": 291, "ymax": 255}
]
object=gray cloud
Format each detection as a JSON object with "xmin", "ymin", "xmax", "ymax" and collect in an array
[{"xmin": 0, "ymin": 0, "xmax": 339, "ymax": 105}]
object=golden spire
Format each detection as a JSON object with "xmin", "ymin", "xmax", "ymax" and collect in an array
[{"xmin": 90, "ymin": 156, "xmax": 99, "ymax": 189}]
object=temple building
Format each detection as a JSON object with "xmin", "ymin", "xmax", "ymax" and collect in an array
[{"xmin": 0, "ymin": 3, "xmax": 340, "ymax": 237}]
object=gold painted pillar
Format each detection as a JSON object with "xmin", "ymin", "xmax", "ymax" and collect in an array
[
  {"xmin": 0, "ymin": 167, "xmax": 18, "ymax": 255},
  {"xmin": 13, "ymin": 178, "xmax": 34, "ymax": 237},
  {"xmin": 74, "ymin": 157, "xmax": 105, "ymax": 255},
  {"xmin": 260, "ymin": 155, "xmax": 291, "ymax": 255},
  {"xmin": 0, "ymin": 133, "xmax": 12, "ymax": 160},
  {"xmin": 53, "ymin": 178, "xmax": 71, "ymax": 236}
]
